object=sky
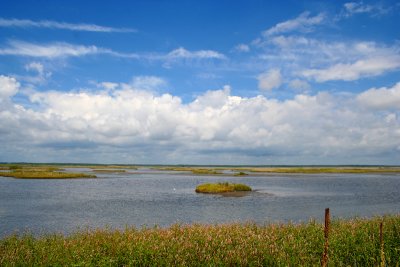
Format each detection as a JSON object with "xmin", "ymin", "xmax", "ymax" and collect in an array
[{"xmin": 0, "ymin": 0, "xmax": 399, "ymax": 165}]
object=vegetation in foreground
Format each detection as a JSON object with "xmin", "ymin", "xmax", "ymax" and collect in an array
[
  {"xmin": 1, "ymin": 216, "xmax": 399, "ymax": 266},
  {"xmin": 195, "ymin": 182, "xmax": 252, "ymax": 193},
  {"xmin": 0, "ymin": 165, "xmax": 96, "ymax": 179}
]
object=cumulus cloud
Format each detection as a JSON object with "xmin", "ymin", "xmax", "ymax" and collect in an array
[
  {"xmin": 357, "ymin": 82, "xmax": 400, "ymax": 110},
  {"xmin": 1, "ymin": 75, "xmax": 399, "ymax": 164},
  {"xmin": 0, "ymin": 75, "xmax": 19, "ymax": 99},
  {"xmin": 257, "ymin": 69, "xmax": 282, "ymax": 90},
  {"xmin": 0, "ymin": 18, "xmax": 136, "ymax": 32},
  {"xmin": 263, "ymin": 12, "xmax": 325, "ymax": 36}
]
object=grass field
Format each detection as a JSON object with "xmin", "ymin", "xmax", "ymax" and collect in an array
[{"xmin": 1, "ymin": 215, "xmax": 399, "ymax": 266}]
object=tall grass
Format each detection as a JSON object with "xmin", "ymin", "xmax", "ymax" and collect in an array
[
  {"xmin": 195, "ymin": 182, "xmax": 252, "ymax": 193},
  {"xmin": 1, "ymin": 216, "xmax": 399, "ymax": 266}
]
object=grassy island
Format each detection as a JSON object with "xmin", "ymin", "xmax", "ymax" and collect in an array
[
  {"xmin": 0, "ymin": 165, "xmax": 96, "ymax": 179},
  {"xmin": 195, "ymin": 182, "xmax": 252, "ymax": 193},
  {"xmin": 0, "ymin": 171, "xmax": 96, "ymax": 179}
]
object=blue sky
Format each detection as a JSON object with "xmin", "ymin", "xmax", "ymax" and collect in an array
[{"xmin": 0, "ymin": 0, "xmax": 399, "ymax": 164}]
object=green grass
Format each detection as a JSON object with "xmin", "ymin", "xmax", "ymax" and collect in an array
[
  {"xmin": 0, "ymin": 164, "xmax": 96, "ymax": 179},
  {"xmin": 190, "ymin": 169, "xmax": 222, "ymax": 175},
  {"xmin": 1, "ymin": 216, "xmax": 399, "ymax": 266},
  {"xmin": 236, "ymin": 167, "xmax": 400, "ymax": 174},
  {"xmin": 234, "ymin": 171, "xmax": 248, "ymax": 176},
  {"xmin": 0, "ymin": 165, "xmax": 95, "ymax": 179},
  {"xmin": 195, "ymin": 182, "xmax": 252, "ymax": 193},
  {"xmin": 152, "ymin": 165, "xmax": 400, "ymax": 175},
  {"xmin": 0, "ymin": 171, "xmax": 96, "ymax": 179},
  {"xmin": 92, "ymin": 169, "xmax": 126, "ymax": 173}
]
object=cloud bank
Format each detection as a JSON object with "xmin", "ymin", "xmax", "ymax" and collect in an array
[{"xmin": 1, "ymin": 75, "xmax": 399, "ymax": 164}]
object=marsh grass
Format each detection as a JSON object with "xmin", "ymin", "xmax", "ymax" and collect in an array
[
  {"xmin": 0, "ymin": 171, "xmax": 96, "ymax": 179},
  {"xmin": 152, "ymin": 165, "xmax": 400, "ymax": 175},
  {"xmin": 234, "ymin": 171, "xmax": 248, "ymax": 176},
  {"xmin": 195, "ymin": 182, "xmax": 252, "ymax": 193},
  {"xmin": 236, "ymin": 167, "xmax": 400, "ymax": 174},
  {"xmin": 0, "ymin": 165, "xmax": 96, "ymax": 179},
  {"xmin": 92, "ymin": 169, "xmax": 127, "ymax": 173},
  {"xmin": 91, "ymin": 165, "xmax": 138, "ymax": 170},
  {"xmin": 1, "ymin": 216, "xmax": 399, "ymax": 266},
  {"xmin": 191, "ymin": 169, "xmax": 222, "ymax": 175}
]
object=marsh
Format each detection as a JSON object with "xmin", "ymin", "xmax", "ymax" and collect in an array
[{"xmin": 1, "ymin": 166, "xmax": 400, "ymax": 237}]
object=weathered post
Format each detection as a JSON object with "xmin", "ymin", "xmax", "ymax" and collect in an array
[
  {"xmin": 380, "ymin": 222, "xmax": 385, "ymax": 267},
  {"xmin": 321, "ymin": 208, "xmax": 330, "ymax": 267}
]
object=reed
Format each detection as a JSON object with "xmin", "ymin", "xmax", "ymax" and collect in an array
[
  {"xmin": 1, "ymin": 215, "xmax": 399, "ymax": 266},
  {"xmin": 195, "ymin": 182, "xmax": 252, "ymax": 193}
]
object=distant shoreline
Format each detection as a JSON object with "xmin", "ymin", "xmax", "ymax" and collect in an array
[{"xmin": 1, "ymin": 163, "xmax": 400, "ymax": 175}]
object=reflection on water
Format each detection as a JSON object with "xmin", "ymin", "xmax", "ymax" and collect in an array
[{"xmin": 0, "ymin": 168, "xmax": 399, "ymax": 236}]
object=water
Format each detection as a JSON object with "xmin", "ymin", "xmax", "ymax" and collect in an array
[{"xmin": 1, "ymin": 168, "xmax": 400, "ymax": 237}]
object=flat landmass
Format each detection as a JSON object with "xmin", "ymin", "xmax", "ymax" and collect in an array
[
  {"xmin": 153, "ymin": 165, "xmax": 400, "ymax": 174},
  {"xmin": 0, "ymin": 165, "xmax": 96, "ymax": 179},
  {"xmin": 1, "ymin": 164, "xmax": 400, "ymax": 179},
  {"xmin": 195, "ymin": 182, "xmax": 252, "ymax": 194}
]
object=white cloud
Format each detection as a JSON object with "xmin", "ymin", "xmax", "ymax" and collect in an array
[
  {"xmin": 263, "ymin": 12, "xmax": 325, "ymax": 36},
  {"xmin": 165, "ymin": 47, "xmax": 226, "ymax": 60},
  {"xmin": 0, "ymin": 41, "xmax": 223, "ymax": 66},
  {"xmin": 99, "ymin": 82, "xmax": 119, "ymax": 90},
  {"xmin": 0, "ymin": 18, "xmax": 135, "ymax": 32},
  {"xmin": 344, "ymin": 2, "xmax": 373, "ymax": 14},
  {"xmin": 0, "ymin": 75, "xmax": 19, "ymax": 99},
  {"xmin": 1, "ymin": 76, "xmax": 400, "ymax": 164},
  {"xmin": 0, "ymin": 40, "xmax": 103, "ymax": 58},
  {"xmin": 289, "ymin": 79, "xmax": 310, "ymax": 91},
  {"xmin": 302, "ymin": 56, "xmax": 400, "ymax": 82},
  {"xmin": 255, "ymin": 34, "xmax": 400, "ymax": 83},
  {"xmin": 357, "ymin": 82, "xmax": 400, "ymax": 110},
  {"xmin": 25, "ymin": 62, "xmax": 44, "ymax": 75},
  {"xmin": 23, "ymin": 62, "xmax": 52, "ymax": 84},
  {"xmin": 234, "ymin": 44, "xmax": 250, "ymax": 52},
  {"xmin": 131, "ymin": 76, "xmax": 167, "ymax": 90},
  {"xmin": 257, "ymin": 69, "xmax": 282, "ymax": 90},
  {"xmin": 341, "ymin": 2, "xmax": 391, "ymax": 17}
]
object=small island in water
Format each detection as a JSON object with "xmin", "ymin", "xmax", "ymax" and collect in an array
[
  {"xmin": 195, "ymin": 182, "xmax": 252, "ymax": 194},
  {"xmin": 0, "ymin": 165, "xmax": 96, "ymax": 179}
]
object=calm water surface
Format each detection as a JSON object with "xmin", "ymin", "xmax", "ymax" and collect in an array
[{"xmin": 1, "ymin": 168, "xmax": 399, "ymax": 237}]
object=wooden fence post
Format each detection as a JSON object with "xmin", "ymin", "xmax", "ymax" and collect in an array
[
  {"xmin": 380, "ymin": 222, "xmax": 385, "ymax": 267},
  {"xmin": 322, "ymin": 208, "xmax": 330, "ymax": 267}
]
